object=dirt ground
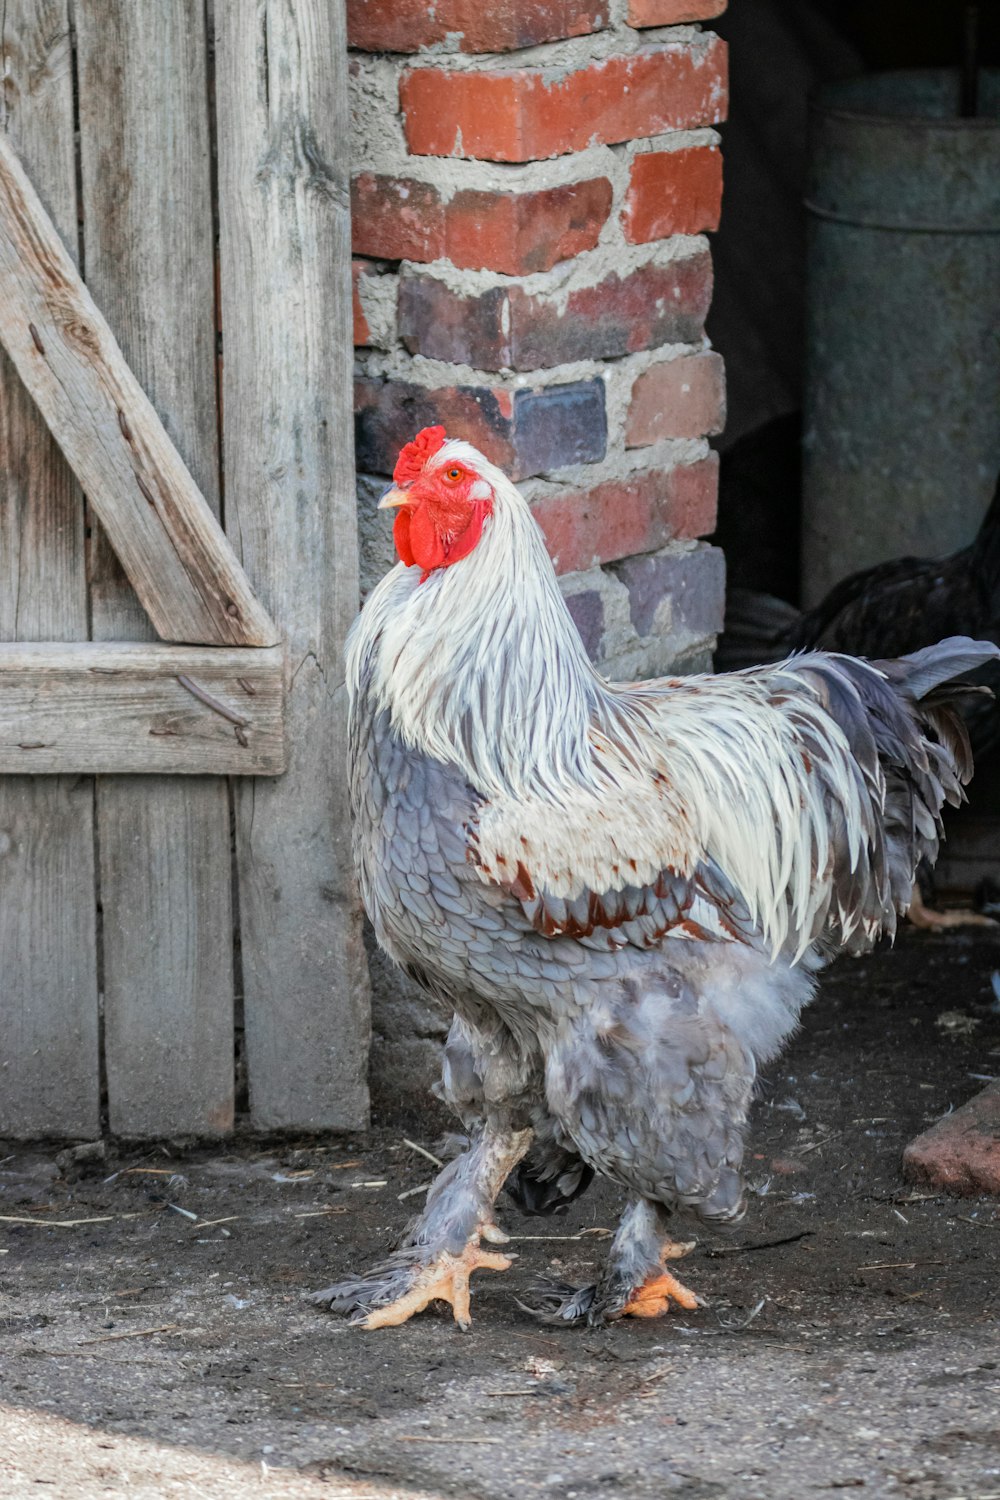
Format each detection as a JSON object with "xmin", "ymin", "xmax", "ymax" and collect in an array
[{"xmin": 3, "ymin": 925, "xmax": 1000, "ymax": 1500}]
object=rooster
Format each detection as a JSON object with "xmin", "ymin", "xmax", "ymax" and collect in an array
[{"xmin": 310, "ymin": 426, "xmax": 998, "ymax": 1331}]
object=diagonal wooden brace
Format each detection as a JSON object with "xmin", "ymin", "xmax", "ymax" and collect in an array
[{"xmin": 0, "ymin": 131, "xmax": 279, "ymax": 650}]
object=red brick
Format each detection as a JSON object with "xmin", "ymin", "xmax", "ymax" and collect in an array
[
  {"xmin": 903, "ymin": 1082, "xmax": 1000, "ymax": 1196},
  {"xmin": 623, "ymin": 146, "xmax": 723, "ymax": 243},
  {"xmin": 531, "ymin": 458, "xmax": 717, "ymax": 574},
  {"xmin": 445, "ymin": 179, "xmax": 613, "ymax": 275},
  {"xmin": 355, "ymin": 376, "xmax": 606, "ymax": 481},
  {"xmin": 668, "ymin": 451, "xmax": 718, "ymax": 536},
  {"xmin": 401, "ymin": 37, "xmax": 728, "ymax": 163},
  {"xmin": 349, "ymin": 0, "xmax": 607, "ymax": 54},
  {"xmin": 627, "ymin": 0, "xmax": 726, "ymax": 26},
  {"xmin": 626, "ymin": 352, "xmax": 726, "ymax": 445},
  {"xmin": 351, "ymin": 173, "xmax": 445, "ymax": 263},
  {"xmin": 352, "ymin": 260, "xmax": 372, "ymax": 346},
  {"xmin": 352, "ymin": 175, "xmax": 611, "ymax": 275},
  {"xmin": 399, "ymin": 250, "xmax": 712, "ymax": 371}
]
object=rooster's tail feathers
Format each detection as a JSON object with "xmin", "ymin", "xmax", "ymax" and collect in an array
[{"xmin": 883, "ymin": 636, "xmax": 1000, "ymax": 701}]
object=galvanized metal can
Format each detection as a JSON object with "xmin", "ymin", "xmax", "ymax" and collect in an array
[{"xmin": 801, "ymin": 70, "xmax": 1000, "ymax": 605}]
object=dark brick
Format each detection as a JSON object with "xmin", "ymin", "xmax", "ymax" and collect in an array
[
  {"xmin": 614, "ymin": 543, "xmax": 725, "ymax": 639},
  {"xmin": 355, "ymin": 376, "xmax": 606, "ymax": 481},
  {"xmin": 399, "ymin": 252, "xmax": 713, "ymax": 373},
  {"xmin": 356, "ymin": 379, "xmax": 517, "ymax": 478},
  {"xmin": 565, "ymin": 590, "xmax": 605, "ymax": 659},
  {"xmin": 513, "ymin": 380, "xmax": 606, "ymax": 475},
  {"xmin": 349, "ymin": 0, "xmax": 608, "ymax": 55},
  {"xmin": 514, "ymin": 254, "xmax": 713, "ymax": 371},
  {"xmin": 399, "ymin": 277, "xmax": 511, "ymax": 368}
]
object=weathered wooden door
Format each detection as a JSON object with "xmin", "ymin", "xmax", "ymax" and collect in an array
[{"xmin": 0, "ymin": 0, "xmax": 369, "ymax": 1139}]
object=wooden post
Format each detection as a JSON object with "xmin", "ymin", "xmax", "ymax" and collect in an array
[
  {"xmin": 0, "ymin": 1, "xmax": 100, "ymax": 1138},
  {"xmin": 216, "ymin": 0, "xmax": 370, "ymax": 1128},
  {"xmin": 76, "ymin": 0, "xmax": 236, "ymax": 1137}
]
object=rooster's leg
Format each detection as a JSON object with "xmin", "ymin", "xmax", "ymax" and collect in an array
[
  {"xmin": 523, "ymin": 1198, "xmax": 701, "ymax": 1327},
  {"xmin": 308, "ymin": 1121, "xmax": 531, "ymax": 1330}
]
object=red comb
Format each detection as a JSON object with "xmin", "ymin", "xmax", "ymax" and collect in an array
[{"xmin": 393, "ymin": 425, "xmax": 447, "ymax": 485}]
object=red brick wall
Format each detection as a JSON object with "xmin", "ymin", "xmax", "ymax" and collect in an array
[{"xmin": 350, "ymin": 0, "xmax": 728, "ymax": 676}]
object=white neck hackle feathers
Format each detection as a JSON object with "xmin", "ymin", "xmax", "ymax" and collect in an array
[{"xmin": 347, "ymin": 440, "xmax": 886, "ymax": 962}]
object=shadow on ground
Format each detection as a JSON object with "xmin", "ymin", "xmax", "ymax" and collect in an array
[{"xmin": 2, "ymin": 926, "xmax": 1000, "ymax": 1499}]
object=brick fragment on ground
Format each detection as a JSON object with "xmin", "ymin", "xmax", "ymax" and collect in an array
[{"xmin": 902, "ymin": 1082, "xmax": 1000, "ymax": 1196}]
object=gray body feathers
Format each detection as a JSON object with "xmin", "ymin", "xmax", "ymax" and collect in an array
[{"xmin": 348, "ymin": 614, "xmax": 995, "ymax": 1227}]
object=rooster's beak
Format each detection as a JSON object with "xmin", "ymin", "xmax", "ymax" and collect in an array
[{"xmin": 378, "ymin": 485, "xmax": 410, "ymax": 510}]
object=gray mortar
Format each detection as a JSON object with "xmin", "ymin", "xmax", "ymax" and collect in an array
[
  {"xmin": 389, "ymin": 233, "xmax": 706, "ymax": 304},
  {"xmin": 359, "ymin": 22, "xmax": 710, "ymax": 78},
  {"xmin": 354, "ymin": 264, "xmax": 399, "ymax": 351},
  {"xmin": 352, "ymin": 120, "xmax": 720, "ymax": 197}
]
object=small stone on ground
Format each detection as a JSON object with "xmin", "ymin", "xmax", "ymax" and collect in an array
[{"xmin": 903, "ymin": 1080, "xmax": 1000, "ymax": 1194}]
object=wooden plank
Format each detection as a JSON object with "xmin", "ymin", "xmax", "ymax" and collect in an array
[
  {"xmin": 99, "ymin": 781, "xmax": 237, "ymax": 1139},
  {"xmin": 0, "ymin": 128, "xmax": 278, "ymax": 649},
  {"xmin": 0, "ymin": 0, "xmax": 100, "ymax": 1139},
  {"xmin": 0, "ymin": 643, "xmax": 285, "ymax": 775},
  {"xmin": 76, "ymin": 0, "xmax": 236, "ymax": 1138},
  {"xmin": 216, "ymin": 0, "xmax": 370, "ymax": 1129}
]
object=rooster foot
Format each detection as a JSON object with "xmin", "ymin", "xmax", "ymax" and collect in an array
[
  {"xmin": 620, "ymin": 1266, "xmax": 702, "ymax": 1318},
  {"xmin": 309, "ymin": 1236, "xmax": 513, "ymax": 1332},
  {"xmin": 519, "ymin": 1243, "xmax": 702, "ymax": 1328}
]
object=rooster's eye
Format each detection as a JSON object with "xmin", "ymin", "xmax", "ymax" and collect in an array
[{"xmin": 443, "ymin": 466, "xmax": 463, "ymax": 484}]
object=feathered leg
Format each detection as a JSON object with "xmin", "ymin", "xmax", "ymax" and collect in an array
[
  {"xmin": 522, "ymin": 1198, "xmax": 701, "ymax": 1328},
  {"xmin": 309, "ymin": 1120, "xmax": 531, "ymax": 1330}
]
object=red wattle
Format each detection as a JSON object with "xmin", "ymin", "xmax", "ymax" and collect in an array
[
  {"xmin": 408, "ymin": 504, "xmax": 448, "ymax": 571},
  {"xmin": 393, "ymin": 499, "xmax": 491, "ymax": 574},
  {"xmin": 393, "ymin": 508, "xmax": 415, "ymax": 567}
]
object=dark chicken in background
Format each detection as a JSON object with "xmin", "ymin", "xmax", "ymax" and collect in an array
[{"xmin": 719, "ymin": 469, "xmax": 1000, "ymax": 926}]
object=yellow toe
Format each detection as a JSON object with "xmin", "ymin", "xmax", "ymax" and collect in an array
[
  {"xmin": 622, "ymin": 1268, "xmax": 702, "ymax": 1318},
  {"xmin": 360, "ymin": 1243, "xmax": 513, "ymax": 1331}
]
